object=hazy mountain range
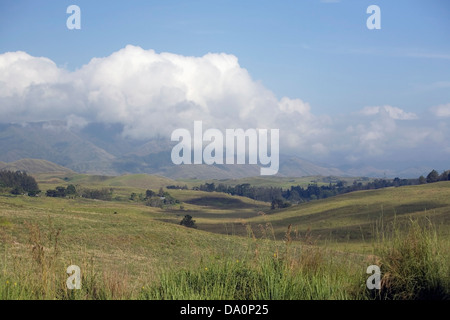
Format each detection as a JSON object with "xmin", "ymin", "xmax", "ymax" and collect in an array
[{"xmin": 0, "ymin": 121, "xmax": 433, "ymax": 179}]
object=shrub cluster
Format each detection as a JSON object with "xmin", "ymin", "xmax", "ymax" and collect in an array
[{"xmin": 0, "ymin": 170, "xmax": 40, "ymax": 196}]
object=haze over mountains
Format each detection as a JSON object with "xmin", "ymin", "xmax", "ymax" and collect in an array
[{"xmin": 0, "ymin": 121, "xmax": 434, "ymax": 179}]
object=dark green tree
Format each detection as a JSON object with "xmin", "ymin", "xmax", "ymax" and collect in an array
[
  {"xmin": 180, "ymin": 215, "xmax": 197, "ymax": 228},
  {"xmin": 46, "ymin": 186, "xmax": 67, "ymax": 197},
  {"xmin": 439, "ymin": 170, "xmax": 450, "ymax": 181},
  {"xmin": 0, "ymin": 170, "xmax": 39, "ymax": 195},
  {"xmin": 418, "ymin": 175, "xmax": 426, "ymax": 184},
  {"xmin": 145, "ymin": 189, "xmax": 155, "ymax": 199},
  {"xmin": 66, "ymin": 184, "xmax": 76, "ymax": 195},
  {"xmin": 426, "ymin": 170, "xmax": 439, "ymax": 183},
  {"xmin": 56, "ymin": 186, "xmax": 67, "ymax": 197}
]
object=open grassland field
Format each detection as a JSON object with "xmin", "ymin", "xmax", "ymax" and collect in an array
[
  {"xmin": 0, "ymin": 174, "xmax": 449, "ymax": 300},
  {"xmin": 164, "ymin": 183, "xmax": 450, "ymax": 245}
]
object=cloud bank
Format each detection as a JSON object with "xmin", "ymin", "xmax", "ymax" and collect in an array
[{"xmin": 0, "ymin": 45, "xmax": 448, "ymax": 168}]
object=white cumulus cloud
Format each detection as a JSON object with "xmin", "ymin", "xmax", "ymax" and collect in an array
[
  {"xmin": 0, "ymin": 45, "xmax": 322, "ymax": 146},
  {"xmin": 0, "ymin": 46, "xmax": 448, "ymax": 169}
]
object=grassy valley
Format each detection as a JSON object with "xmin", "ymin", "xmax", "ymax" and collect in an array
[{"xmin": 0, "ymin": 171, "xmax": 449, "ymax": 300}]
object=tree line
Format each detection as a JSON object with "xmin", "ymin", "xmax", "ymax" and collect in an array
[
  {"xmin": 46, "ymin": 184, "xmax": 113, "ymax": 201},
  {"xmin": 194, "ymin": 169, "xmax": 450, "ymax": 209},
  {"xmin": 421, "ymin": 169, "xmax": 450, "ymax": 184},
  {"xmin": 33, "ymin": 183, "xmax": 180, "ymax": 207}
]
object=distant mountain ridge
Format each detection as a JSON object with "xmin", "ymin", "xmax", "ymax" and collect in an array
[
  {"xmin": 0, "ymin": 121, "xmax": 430, "ymax": 178},
  {"xmin": 0, "ymin": 159, "xmax": 74, "ymax": 174}
]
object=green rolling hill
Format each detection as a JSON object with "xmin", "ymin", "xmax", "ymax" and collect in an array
[{"xmin": 163, "ymin": 182, "xmax": 450, "ymax": 248}]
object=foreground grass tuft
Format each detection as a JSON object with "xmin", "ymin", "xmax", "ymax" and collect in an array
[
  {"xmin": 375, "ymin": 219, "xmax": 449, "ymax": 300},
  {"xmin": 141, "ymin": 254, "xmax": 366, "ymax": 300}
]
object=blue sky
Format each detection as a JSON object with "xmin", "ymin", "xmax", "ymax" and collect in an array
[{"xmin": 0, "ymin": 0, "xmax": 449, "ymax": 173}]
